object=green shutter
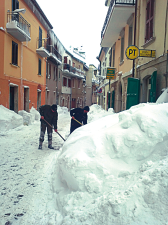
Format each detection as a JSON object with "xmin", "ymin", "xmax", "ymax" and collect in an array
[
  {"xmin": 126, "ymin": 78, "xmax": 140, "ymax": 110},
  {"xmin": 150, "ymin": 71, "xmax": 157, "ymax": 102},
  {"xmin": 112, "ymin": 90, "xmax": 115, "ymax": 109},
  {"xmin": 108, "ymin": 92, "xmax": 111, "ymax": 109}
]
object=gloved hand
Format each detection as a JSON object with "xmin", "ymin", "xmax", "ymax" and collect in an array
[
  {"xmin": 54, "ymin": 129, "xmax": 57, "ymax": 132},
  {"xmin": 41, "ymin": 116, "xmax": 44, "ymax": 120},
  {"xmin": 72, "ymin": 116, "xmax": 75, "ymax": 120}
]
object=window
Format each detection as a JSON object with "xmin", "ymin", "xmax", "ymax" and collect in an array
[
  {"xmin": 112, "ymin": 45, "xmax": 115, "ymax": 67},
  {"xmin": 59, "ymin": 71, "xmax": 60, "ymax": 79},
  {"xmin": 38, "ymin": 58, "xmax": 41, "ymax": 75},
  {"xmin": 12, "ymin": 0, "xmax": 19, "ymax": 11},
  {"xmin": 48, "ymin": 64, "xmax": 51, "ymax": 79},
  {"xmin": 68, "ymin": 79, "xmax": 71, "ymax": 87},
  {"xmin": 120, "ymin": 32, "xmax": 125, "ymax": 62},
  {"xmin": 63, "ymin": 77, "xmax": 67, "ymax": 86},
  {"xmin": 145, "ymin": 0, "xmax": 154, "ymax": 42},
  {"xmin": 64, "ymin": 56, "xmax": 67, "ymax": 64},
  {"xmin": 72, "ymin": 79, "xmax": 75, "ymax": 88},
  {"xmin": 12, "ymin": 41, "xmax": 18, "ymax": 66},
  {"xmin": 73, "ymin": 62, "xmax": 75, "ymax": 67},
  {"xmin": 54, "ymin": 67, "xmax": 57, "ymax": 80},
  {"xmin": 78, "ymin": 80, "xmax": 80, "ymax": 89}
]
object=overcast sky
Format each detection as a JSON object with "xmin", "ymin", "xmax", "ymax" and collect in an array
[{"xmin": 35, "ymin": 0, "xmax": 108, "ymax": 67}]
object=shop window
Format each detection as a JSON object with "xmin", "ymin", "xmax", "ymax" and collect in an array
[{"xmin": 12, "ymin": 41, "xmax": 18, "ymax": 66}]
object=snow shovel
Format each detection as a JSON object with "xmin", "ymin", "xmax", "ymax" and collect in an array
[
  {"xmin": 72, "ymin": 117, "xmax": 83, "ymax": 126},
  {"xmin": 42, "ymin": 118, "xmax": 66, "ymax": 141}
]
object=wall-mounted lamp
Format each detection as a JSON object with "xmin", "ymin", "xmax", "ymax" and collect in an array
[{"xmin": 14, "ymin": 8, "xmax": 26, "ymax": 14}]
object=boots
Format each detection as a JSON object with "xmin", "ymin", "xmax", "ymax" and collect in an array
[
  {"xmin": 38, "ymin": 145, "xmax": 42, "ymax": 149},
  {"xmin": 48, "ymin": 144, "xmax": 54, "ymax": 149}
]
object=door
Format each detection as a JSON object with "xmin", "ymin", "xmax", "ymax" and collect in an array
[
  {"xmin": 39, "ymin": 27, "xmax": 42, "ymax": 48},
  {"xmin": 37, "ymin": 91, "xmax": 41, "ymax": 111},
  {"xmin": 126, "ymin": 78, "xmax": 140, "ymax": 110},
  {"xmin": 10, "ymin": 87, "xmax": 14, "ymax": 111},
  {"xmin": 24, "ymin": 88, "xmax": 29, "ymax": 112},
  {"xmin": 72, "ymin": 98, "xmax": 76, "ymax": 108},
  {"xmin": 149, "ymin": 71, "xmax": 157, "ymax": 102}
]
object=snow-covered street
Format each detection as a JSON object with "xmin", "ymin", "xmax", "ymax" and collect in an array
[{"xmin": 0, "ymin": 103, "xmax": 168, "ymax": 225}]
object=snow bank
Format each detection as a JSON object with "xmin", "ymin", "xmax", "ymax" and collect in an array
[
  {"xmin": 30, "ymin": 106, "xmax": 40, "ymax": 121},
  {"xmin": 56, "ymin": 103, "xmax": 168, "ymax": 225},
  {"xmin": 18, "ymin": 110, "xmax": 34, "ymax": 125},
  {"xmin": 0, "ymin": 105, "xmax": 23, "ymax": 132},
  {"xmin": 156, "ymin": 88, "xmax": 168, "ymax": 103}
]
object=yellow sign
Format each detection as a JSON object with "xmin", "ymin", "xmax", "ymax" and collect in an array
[
  {"xmin": 125, "ymin": 45, "xmax": 139, "ymax": 60},
  {"xmin": 139, "ymin": 49, "xmax": 156, "ymax": 58},
  {"xmin": 106, "ymin": 67, "xmax": 115, "ymax": 79}
]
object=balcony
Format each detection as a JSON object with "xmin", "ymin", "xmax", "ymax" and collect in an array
[
  {"xmin": 101, "ymin": 0, "xmax": 135, "ymax": 47},
  {"xmin": 48, "ymin": 45, "xmax": 62, "ymax": 65},
  {"xmin": 36, "ymin": 39, "xmax": 50, "ymax": 57},
  {"xmin": 63, "ymin": 64, "xmax": 85, "ymax": 79},
  {"xmin": 6, "ymin": 12, "xmax": 31, "ymax": 42}
]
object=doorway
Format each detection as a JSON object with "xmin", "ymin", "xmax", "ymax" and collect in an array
[
  {"xmin": 10, "ymin": 85, "xmax": 18, "ymax": 112},
  {"xmin": 37, "ymin": 90, "xmax": 41, "ymax": 111},
  {"xmin": 24, "ymin": 87, "xmax": 29, "ymax": 112}
]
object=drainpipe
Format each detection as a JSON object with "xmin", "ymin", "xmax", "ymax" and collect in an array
[
  {"xmin": 164, "ymin": 0, "xmax": 168, "ymax": 55},
  {"xmin": 20, "ymin": 43, "xmax": 23, "ymax": 110},
  {"xmin": 164, "ymin": 0, "xmax": 168, "ymax": 87},
  {"xmin": 132, "ymin": 0, "xmax": 138, "ymax": 78}
]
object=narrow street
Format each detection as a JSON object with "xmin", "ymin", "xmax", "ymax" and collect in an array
[{"xmin": 0, "ymin": 110, "xmax": 71, "ymax": 224}]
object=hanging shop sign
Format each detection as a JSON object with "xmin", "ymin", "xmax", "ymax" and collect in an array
[
  {"xmin": 139, "ymin": 49, "xmax": 156, "ymax": 58},
  {"xmin": 106, "ymin": 67, "xmax": 115, "ymax": 79},
  {"xmin": 125, "ymin": 45, "xmax": 139, "ymax": 60}
]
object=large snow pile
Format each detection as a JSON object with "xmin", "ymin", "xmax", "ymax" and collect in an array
[
  {"xmin": 55, "ymin": 103, "xmax": 168, "ymax": 225},
  {"xmin": 0, "ymin": 105, "xmax": 23, "ymax": 132},
  {"xmin": 88, "ymin": 104, "xmax": 114, "ymax": 123}
]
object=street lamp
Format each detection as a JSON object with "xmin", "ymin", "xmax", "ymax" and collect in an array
[{"xmin": 13, "ymin": 8, "xmax": 26, "ymax": 14}]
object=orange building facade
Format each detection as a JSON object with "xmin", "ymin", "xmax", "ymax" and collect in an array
[{"xmin": 0, "ymin": 0, "xmax": 53, "ymax": 112}]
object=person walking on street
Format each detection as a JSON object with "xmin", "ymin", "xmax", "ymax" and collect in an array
[
  {"xmin": 70, "ymin": 106, "xmax": 89, "ymax": 134},
  {"xmin": 38, "ymin": 104, "xmax": 58, "ymax": 149}
]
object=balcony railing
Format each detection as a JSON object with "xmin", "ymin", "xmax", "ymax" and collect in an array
[
  {"xmin": 36, "ymin": 39, "xmax": 50, "ymax": 57},
  {"xmin": 48, "ymin": 45, "xmax": 62, "ymax": 62},
  {"xmin": 63, "ymin": 64, "xmax": 76, "ymax": 74},
  {"xmin": 7, "ymin": 12, "xmax": 31, "ymax": 41},
  {"xmin": 101, "ymin": 0, "xmax": 136, "ymax": 39},
  {"xmin": 63, "ymin": 64, "xmax": 85, "ymax": 78}
]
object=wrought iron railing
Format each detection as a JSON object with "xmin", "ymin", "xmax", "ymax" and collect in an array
[
  {"xmin": 48, "ymin": 45, "xmax": 62, "ymax": 62},
  {"xmin": 63, "ymin": 64, "xmax": 76, "ymax": 74},
  {"xmin": 101, "ymin": 0, "xmax": 136, "ymax": 39},
  {"xmin": 7, "ymin": 12, "xmax": 31, "ymax": 37},
  {"xmin": 37, "ymin": 39, "xmax": 49, "ymax": 50}
]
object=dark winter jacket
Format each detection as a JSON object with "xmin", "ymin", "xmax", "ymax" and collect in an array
[
  {"xmin": 39, "ymin": 105, "xmax": 58, "ymax": 129},
  {"xmin": 70, "ymin": 108, "xmax": 88, "ymax": 133}
]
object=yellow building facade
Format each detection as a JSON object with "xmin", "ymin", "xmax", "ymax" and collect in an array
[{"xmin": 0, "ymin": 0, "xmax": 53, "ymax": 112}]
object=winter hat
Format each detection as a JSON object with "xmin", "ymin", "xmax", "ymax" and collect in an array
[
  {"xmin": 83, "ymin": 106, "xmax": 89, "ymax": 112},
  {"xmin": 51, "ymin": 104, "xmax": 57, "ymax": 112}
]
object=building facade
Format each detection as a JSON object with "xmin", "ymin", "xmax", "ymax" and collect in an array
[{"xmin": 0, "ymin": 0, "xmax": 53, "ymax": 112}]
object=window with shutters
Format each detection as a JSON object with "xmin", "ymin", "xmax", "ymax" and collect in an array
[
  {"xmin": 38, "ymin": 58, "xmax": 41, "ymax": 75},
  {"xmin": 120, "ymin": 31, "xmax": 125, "ymax": 63},
  {"xmin": 39, "ymin": 27, "xmax": 42, "ymax": 48},
  {"xmin": 68, "ymin": 79, "xmax": 71, "ymax": 87},
  {"xmin": 63, "ymin": 77, "xmax": 67, "ymax": 86},
  {"xmin": 12, "ymin": 0, "xmax": 19, "ymax": 11},
  {"xmin": 145, "ymin": 0, "xmax": 154, "ymax": 42},
  {"xmin": 12, "ymin": 41, "xmax": 18, "ymax": 66}
]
